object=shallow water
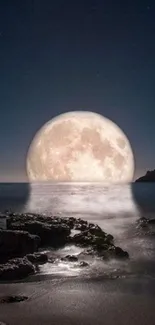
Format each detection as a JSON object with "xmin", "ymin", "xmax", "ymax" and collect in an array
[{"xmin": 1, "ymin": 182, "xmax": 155, "ymax": 280}]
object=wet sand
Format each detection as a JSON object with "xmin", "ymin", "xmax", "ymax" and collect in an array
[{"xmin": 0, "ymin": 277, "xmax": 155, "ymax": 325}]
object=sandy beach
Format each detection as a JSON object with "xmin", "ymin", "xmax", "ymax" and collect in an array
[{"xmin": 0, "ymin": 277, "xmax": 155, "ymax": 325}]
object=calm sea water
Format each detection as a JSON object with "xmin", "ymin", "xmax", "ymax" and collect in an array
[{"xmin": 0, "ymin": 182, "xmax": 155, "ymax": 280}]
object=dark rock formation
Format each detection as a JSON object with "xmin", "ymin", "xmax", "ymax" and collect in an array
[
  {"xmin": 70, "ymin": 224, "xmax": 129, "ymax": 260},
  {"xmin": 0, "ymin": 295, "xmax": 28, "ymax": 303},
  {"xmin": 81, "ymin": 245, "xmax": 129, "ymax": 260},
  {"xmin": 137, "ymin": 217, "xmax": 155, "ymax": 232},
  {"xmin": 26, "ymin": 252, "xmax": 48, "ymax": 264},
  {"xmin": 79, "ymin": 261, "xmax": 89, "ymax": 267},
  {"xmin": 6, "ymin": 214, "xmax": 128, "ymax": 261},
  {"xmin": 61, "ymin": 255, "xmax": 78, "ymax": 262},
  {"xmin": 111, "ymin": 246, "xmax": 129, "ymax": 259},
  {"xmin": 7, "ymin": 216, "xmax": 70, "ymax": 248},
  {"xmin": 72, "ymin": 224, "xmax": 129, "ymax": 259},
  {"xmin": 71, "ymin": 228, "xmax": 113, "ymax": 248},
  {"xmin": 135, "ymin": 170, "xmax": 155, "ymax": 182},
  {"xmin": 74, "ymin": 218, "xmax": 88, "ymax": 231},
  {"xmin": 0, "ymin": 230, "xmax": 40, "ymax": 262},
  {"xmin": 0, "ymin": 257, "xmax": 35, "ymax": 281},
  {"xmin": 0, "ymin": 212, "xmax": 129, "ymax": 281}
]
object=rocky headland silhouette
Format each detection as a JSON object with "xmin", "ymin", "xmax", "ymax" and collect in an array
[{"xmin": 135, "ymin": 169, "xmax": 155, "ymax": 182}]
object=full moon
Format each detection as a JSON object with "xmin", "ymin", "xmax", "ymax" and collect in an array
[{"xmin": 26, "ymin": 111, "xmax": 135, "ymax": 183}]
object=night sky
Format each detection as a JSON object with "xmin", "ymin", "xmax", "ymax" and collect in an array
[{"xmin": 0, "ymin": 0, "xmax": 155, "ymax": 182}]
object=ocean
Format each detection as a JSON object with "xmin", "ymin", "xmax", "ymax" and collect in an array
[
  {"xmin": 1, "ymin": 182, "xmax": 155, "ymax": 325},
  {"xmin": 0, "ymin": 182, "xmax": 155, "ymax": 280}
]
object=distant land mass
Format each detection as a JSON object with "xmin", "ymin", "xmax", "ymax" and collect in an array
[{"xmin": 135, "ymin": 170, "xmax": 155, "ymax": 182}]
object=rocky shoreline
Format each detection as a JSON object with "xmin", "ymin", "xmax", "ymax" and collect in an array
[{"xmin": 0, "ymin": 213, "xmax": 129, "ymax": 281}]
